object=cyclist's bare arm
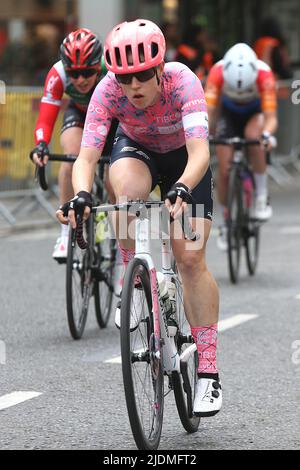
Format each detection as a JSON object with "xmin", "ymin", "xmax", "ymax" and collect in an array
[
  {"xmin": 181, "ymin": 138, "xmax": 210, "ymax": 189},
  {"xmin": 166, "ymin": 138, "xmax": 210, "ymax": 219},
  {"xmin": 56, "ymin": 146, "xmax": 101, "ymax": 227},
  {"xmin": 262, "ymin": 110, "xmax": 278, "ymax": 136},
  {"xmin": 207, "ymin": 104, "xmax": 218, "ymax": 136}
]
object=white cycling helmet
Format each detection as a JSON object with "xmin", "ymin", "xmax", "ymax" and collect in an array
[{"xmin": 223, "ymin": 43, "xmax": 258, "ymax": 92}]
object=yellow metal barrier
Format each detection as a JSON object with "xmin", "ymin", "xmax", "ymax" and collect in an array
[{"xmin": 0, "ymin": 88, "xmax": 65, "ymax": 187}]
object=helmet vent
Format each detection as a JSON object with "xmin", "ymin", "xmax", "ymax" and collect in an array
[
  {"xmin": 75, "ymin": 50, "xmax": 80, "ymax": 65},
  {"xmin": 115, "ymin": 47, "xmax": 121, "ymax": 67},
  {"xmin": 151, "ymin": 42, "xmax": 158, "ymax": 58},
  {"xmin": 138, "ymin": 43, "xmax": 145, "ymax": 62},
  {"xmin": 105, "ymin": 50, "xmax": 112, "ymax": 66},
  {"xmin": 126, "ymin": 45, "xmax": 133, "ymax": 65}
]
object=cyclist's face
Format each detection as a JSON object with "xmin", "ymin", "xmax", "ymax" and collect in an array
[
  {"xmin": 69, "ymin": 72, "xmax": 98, "ymax": 94},
  {"xmin": 118, "ymin": 63, "xmax": 164, "ymax": 109}
]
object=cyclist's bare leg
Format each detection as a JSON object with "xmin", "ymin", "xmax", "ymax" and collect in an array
[
  {"xmin": 59, "ymin": 127, "xmax": 83, "ymax": 204},
  {"xmin": 108, "ymin": 157, "xmax": 152, "ymax": 250},
  {"xmin": 244, "ymin": 113, "xmax": 265, "ymax": 173},
  {"xmin": 216, "ymin": 145, "xmax": 234, "ymax": 207},
  {"xmin": 171, "ymin": 218, "xmax": 219, "ymax": 327},
  {"xmin": 104, "ymin": 165, "xmax": 116, "ymax": 204}
]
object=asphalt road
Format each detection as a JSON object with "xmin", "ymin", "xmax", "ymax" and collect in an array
[{"xmin": 0, "ymin": 178, "xmax": 300, "ymax": 451}]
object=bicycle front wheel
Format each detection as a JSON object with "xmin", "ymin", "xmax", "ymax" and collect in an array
[
  {"xmin": 66, "ymin": 225, "xmax": 92, "ymax": 339},
  {"xmin": 120, "ymin": 258, "xmax": 164, "ymax": 450},
  {"xmin": 172, "ymin": 265, "xmax": 200, "ymax": 433},
  {"xmin": 94, "ymin": 233, "xmax": 116, "ymax": 328},
  {"xmin": 245, "ymin": 220, "xmax": 260, "ymax": 275},
  {"xmin": 227, "ymin": 165, "xmax": 243, "ymax": 284}
]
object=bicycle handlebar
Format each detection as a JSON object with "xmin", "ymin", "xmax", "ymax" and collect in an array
[
  {"xmin": 209, "ymin": 137, "xmax": 273, "ymax": 165},
  {"xmin": 30, "ymin": 153, "xmax": 110, "ymax": 191},
  {"xmin": 209, "ymin": 137, "xmax": 261, "ymax": 146},
  {"xmin": 73, "ymin": 197, "xmax": 88, "ymax": 250},
  {"xmin": 94, "ymin": 200, "xmax": 200, "ymax": 243}
]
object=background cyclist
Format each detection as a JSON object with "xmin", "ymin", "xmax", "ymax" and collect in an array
[
  {"xmin": 30, "ymin": 28, "xmax": 116, "ymax": 261},
  {"xmin": 57, "ymin": 19, "xmax": 222, "ymax": 418},
  {"xmin": 205, "ymin": 43, "xmax": 278, "ymax": 251}
]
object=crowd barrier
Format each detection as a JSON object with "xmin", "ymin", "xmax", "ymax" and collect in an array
[
  {"xmin": 0, "ymin": 83, "xmax": 299, "ymax": 227},
  {"xmin": 0, "ymin": 88, "xmax": 67, "ymax": 226}
]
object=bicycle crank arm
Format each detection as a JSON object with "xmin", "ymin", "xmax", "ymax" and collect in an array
[{"xmin": 179, "ymin": 343, "xmax": 197, "ymax": 363}]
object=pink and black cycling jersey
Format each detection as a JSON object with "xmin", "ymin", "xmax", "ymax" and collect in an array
[{"xmin": 82, "ymin": 62, "xmax": 209, "ymax": 154}]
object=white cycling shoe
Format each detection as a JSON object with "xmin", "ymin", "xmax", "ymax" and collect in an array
[
  {"xmin": 115, "ymin": 285, "xmax": 144, "ymax": 331},
  {"xmin": 52, "ymin": 234, "xmax": 69, "ymax": 262},
  {"xmin": 193, "ymin": 376, "xmax": 222, "ymax": 417},
  {"xmin": 254, "ymin": 195, "xmax": 273, "ymax": 221}
]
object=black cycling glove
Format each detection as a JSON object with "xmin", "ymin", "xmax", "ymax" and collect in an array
[
  {"xmin": 165, "ymin": 182, "xmax": 194, "ymax": 205},
  {"xmin": 59, "ymin": 191, "xmax": 93, "ymax": 217},
  {"xmin": 30, "ymin": 141, "xmax": 49, "ymax": 163}
]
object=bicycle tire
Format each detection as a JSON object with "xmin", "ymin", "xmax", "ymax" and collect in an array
[
  {"xmin": 92, "ymin": 185, "xmax": 116, "ymax": 328},
  {"xmin": 94, "ymin": 236, "xmax": 116, "ymax": 328},
  {"xmin": 120, "ymin": 258, "xmax": 164, "ymax": 450},
  {"xmin": 227, "ymin": 165, "xmax": 243, "ymax": 284},
  {"xmin": 66, "ymin": 224, "xmax": 91, "ymax": 339},
  {"xmin": 245, "ymin": 221, "xmax": 260, "ymax": 275},
  {"xmin": 171, "ymin": 264, "xmax": 200, "ymax": 433}
]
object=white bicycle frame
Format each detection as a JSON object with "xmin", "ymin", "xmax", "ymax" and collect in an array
[{"xmin": 134, "ymin": 204, "xmax": 197, "ymax": 375}]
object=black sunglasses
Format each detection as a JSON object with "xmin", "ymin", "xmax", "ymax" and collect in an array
[
  {"xmin": 115, "ymin": 68, "xmax": 156, "ymax": 85},
  {"xmin": 67, "ymin": 68, "xmax": 98, "ymax": 79}
]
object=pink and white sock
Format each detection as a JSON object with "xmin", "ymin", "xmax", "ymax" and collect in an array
[
  {"xmin": 118, "ymin": 245, "xmax": 135, "ymax": 287},
  {"xmin": 191, "ymin": 323, "xmax": 218, "ymax": 375},
  {"xmin": 119, "ymin": 245, "xmax": 135, "ymax": 268}
]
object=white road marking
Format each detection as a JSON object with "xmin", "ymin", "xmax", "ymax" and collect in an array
[
  {"xmin": 0, "ymin": 391, "xmax": 42, "ymax": 411},
  {"xmin": 218, "ymin": 313, "xmax": 258, "ymax": 331},
  {"xmin": 6, "ymin": 229, "xmax": 57, "ymax": 242},
  {"xmin": 104, "ymin": 313, "xmax": 258, "ymax": 364},
  {"xmin": 280, "ymin": 226, "xmax": 300, "ymax": 235}
]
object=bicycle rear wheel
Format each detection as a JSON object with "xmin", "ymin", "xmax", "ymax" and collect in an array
[
  {"xmin": 120, "ymin": 258, "xmax": 164, "ymax": 450},
  {"xmin": 66, "ymin": 223, "xmax": 92, "ymax": 339},
  {"xmin": 171, "ymin": 265, "xmax": 200, "ymax": 433},
  {"xmin": 227, "ymin": 165, "xmax": 243, "ymax": 284}
]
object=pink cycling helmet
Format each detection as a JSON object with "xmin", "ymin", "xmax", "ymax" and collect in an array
[{"xmin": 104, "ymin": 19, "xmax": 166, "ymax": 74}]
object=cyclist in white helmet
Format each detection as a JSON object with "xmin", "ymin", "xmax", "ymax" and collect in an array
[{"xmin": 205, "ymin": 43, "xmax": 277, "ymax": 251}]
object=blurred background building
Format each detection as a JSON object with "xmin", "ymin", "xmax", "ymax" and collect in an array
[
  {"xmin": 0, "ymin": 0, "xmax": 299, "ymax": 199},
  {"xmin": 0, "ymin": 0, "xmax": 300, "ymax": 85}
]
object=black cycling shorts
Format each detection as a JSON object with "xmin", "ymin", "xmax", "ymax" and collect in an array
[
  {"xmin": 215, "ymin": 104, "xmax": 262, "ymax": 139},
  {"xmin": 61, "ymin": 101, "xmax": 118, "ymax": 156},
  {"xmin": 61, "ymin": 100, "xmax": 86, "ymax": 134},
  {"xmin": 110, "ymin": 128, "xmax": 213, "ymax": 220}
]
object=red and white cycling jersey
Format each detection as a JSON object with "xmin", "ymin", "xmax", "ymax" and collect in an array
[
  {"xmin": 205, "ymin": 59, "xmax": 277, "ymax": 113},
  {"xmin": 35, "ymin": 60, "xmax": 100, "ymax": 144}
]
